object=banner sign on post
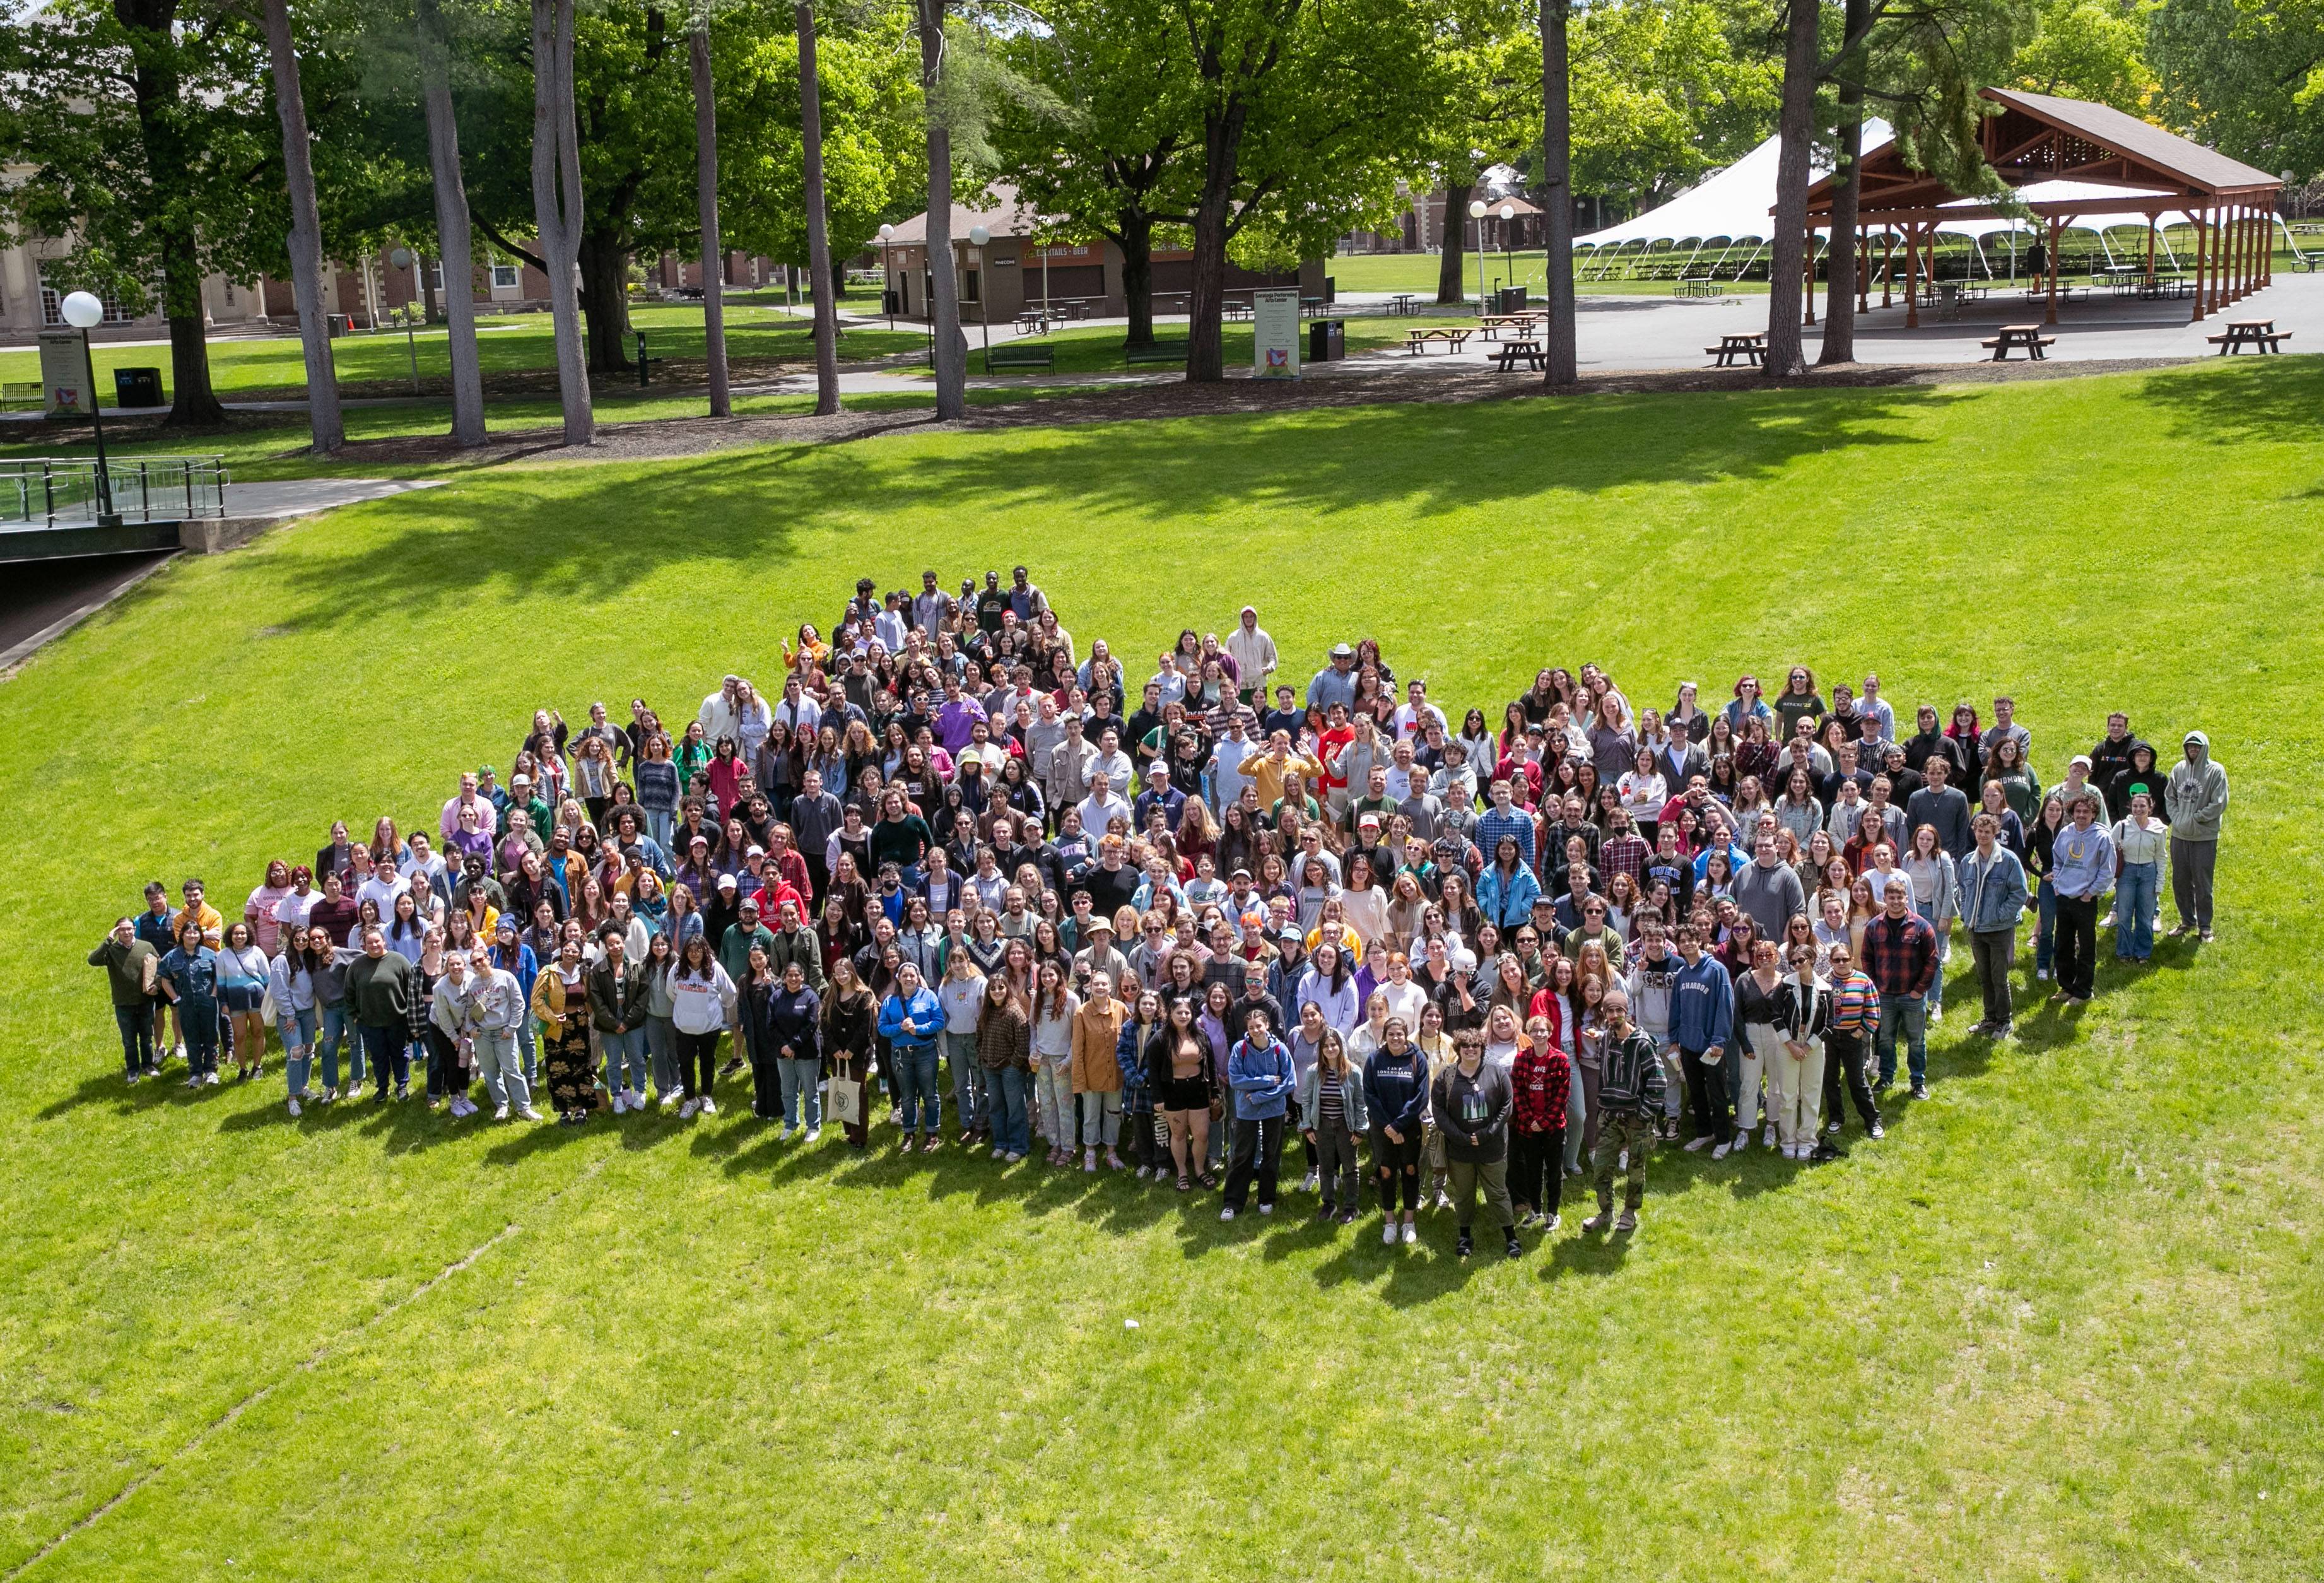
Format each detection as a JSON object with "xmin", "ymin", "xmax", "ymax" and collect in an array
[
  {"xmin": 1252, "ymin": 288, "xmax": 1301, "ymax": 380},
  {"xmin": 38, "ymin": 331, "xmax": 89, "ymax": 418}
]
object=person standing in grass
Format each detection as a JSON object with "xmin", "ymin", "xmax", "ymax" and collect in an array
[
  {"xmin": 1221, "ymin": 1004, "xmax": 1296, "ymax": 1221},
  {"xmin": 669, "ymin": 933, "xmax": 737, "ymax": 1120},
  {"xmin": 1580, "ymin": 988, "xmax": 1662, "ymax": 1236},
  {"xmin": 1959, "ymin": 811, "xmax": 2030, "ymax": 1037},
  {"xmin": 877, "ymin": 960, "xmax": 945, "ymax": 1152},
  {"xmin": 819, "ymin": 957, "xmax": 879, "ymax": 1150},
  {"xmin": 1510, "ymin": 1014, "xmax": 1570, "ymax": 1229},
  {"xmin": 938, "ymin": 948, "xmax": 989, "ymax": 1146},
  {"xmin": 977, "ymin": 975, "xmax": 1032, "ymax": 1162},
  {"xmin": 1031, "ymin": 963, "xmax": 1081, "ymax": 1166},
  {"xmin": 1297, "ymin": 1027, "xmax": 1366, "ymax": 1223},
  {"xmin": 2049, "ymin": 794, "xmax": 2115, "ymax": 1005},
  {"xmin": 461, "ymin": 941, "xmax": 539, "ymax": 1122},
  {"xmin": 1116, "ymin": 989, "xmax": 1168, "ymax": 1180},
  {"xmin": 157, "ymin": 916, "xmax": 225, "ymax": 1088},
  {"xmin": 2165, "ymin": 731, "xmax": 2227, "ymax": 943},
  {"xmin": 767, "ymin": 959, "xmax": 823, "ymax": 1141},
  {"xmin": 2112, "ymin": 792, "xmax": 2168, "ymax": 963},
  {"xmin": 532, "ymin": 936, "xmax": 599, "ymax": 1125},
  {"xmin": 347, "ymin": 924, "xmax": 416, "ymax": 1102},
  {"xmin": 269, "ymin": 925, "xmax": 320, "ymax": 1115},
  {"xmin": 588, "ymin": 923, "xmax": 652, "ymax": 1115},
  {"xmin": 1770, "ymin": 943, "xmax": 1829, "ymax": 1160},
  {"xmin": 1819, "ymin": 943, "xmax": 1883, "ymax": 1150},
  {"xmin": 1151, "ymin": 992, "xmax": 1218, "ymax": 1191},
  {"xmin": 1069, "ymin": 971, "xmax": 1128, "ymax": 1172},
  {"xmin": 89, "ymin": 917, "xmax": 160, "ymax": 1083},
  {"xmin": 1363, "ymin": 1015, "xmax": 1429, "ymax": 1247},
  {"xmin": 1434, "ymin": 1029, "xmax": 1520, "ymax": 1259},
  {"xmin": 1862, "ymin": 876, "xmax": 1936, "ymax": 1100}
]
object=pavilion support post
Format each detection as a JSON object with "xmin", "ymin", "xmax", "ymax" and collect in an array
[
  {"xmin": 1903, "ymin": 223, "xmax": 1919, "ymax": 327},
  {"xmin": 2044, "ymin": 217, "xmax": 2060, "ymax": 326},
  {"xmin": 2191, "ymin": 208, "xmax": 2207, "ymax": 323},
  {"xmin": 1858, "ymin": 226, "xmax": 1870, "ymax": 312},
  {"xmin": 1881, "ymin": 230, "xmax": 1894, "ymax": 308},
  {"xmin": 2144, "ymin": 214, "xmax": 2156, "ymax": 287},
  {"xmin": 2266, "ymin": 204, "xmax": 2275, "ymax": 286},
  {"xmin": 1804, "ymin": 227, "xmax": 1816, "ymax": 324},
  {"xmin": 2229, "ymin": 203, "xmax": 2244, "ymax": 305}
]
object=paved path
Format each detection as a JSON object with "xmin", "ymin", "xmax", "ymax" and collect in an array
[{"xmin": 220, "ymin": 477, "xmax": 443, "ymax": 519}]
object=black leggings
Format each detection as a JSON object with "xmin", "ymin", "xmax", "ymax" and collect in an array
[
  {"xmin": 1371, "ymin": 1126, "xmax": 1423, "ymax": 1213},
  {"xmin": 1508, "ymin": 1126, "xmax": 1564, "ymax": 1215},
  {"xmin": 677, "ymin": 1029, "xmax": 722, "ymax": 1098},
  {"xmin": 1681, "ymin": 1045, "xmax": 1726, "ymax": 1141}
]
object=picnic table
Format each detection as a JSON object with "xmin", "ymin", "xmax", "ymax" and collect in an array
[
  {"xmin": 1674, "ymin": 277, "xmax": 1723, "ymax": 298},
  {"xmin": 2137, "ymin": 276, "xmax": 2193, "ymax": 300},
  {"xmin": 1011, "ymin": 309, "xmax": 1051, "ymax": 335},
  {"xmin": 1222, "ymin": 302, "xmax": 1253, "ymax": 322},
  {"xmin": 1387, "ymin": 293, "xmax": 1419, "ymax": 317},
  {"xmin": 1493, "ymin": 338, "xmax": 1546, "ymax": 373},
  {"xmin": 2209, "ymin": 319, "xmax": 2291, "ymax": 355},
  {"xmin": 1406, "ymin": 327, "xmax": 1473, "ymax": 355},
  {"xmin": 1477, "ymin": 312, "xmax": 1541, "ymax": 341},
  {"xmin": 1705, "ymin": 332, "xmax": 1764, "ymax": 368},
  {"xmin": 1982, "ymin": 324, "xmax": 2054, "ymax": 361}
]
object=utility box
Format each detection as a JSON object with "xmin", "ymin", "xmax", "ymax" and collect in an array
[{"xmin": 1308, "ymin": 319, "xmax": 1344, "ymax": 362}]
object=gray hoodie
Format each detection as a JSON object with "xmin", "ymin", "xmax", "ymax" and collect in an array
[{"xmin": 2165, "ymin": 731, "xmax": 2229, "ymax": 842}]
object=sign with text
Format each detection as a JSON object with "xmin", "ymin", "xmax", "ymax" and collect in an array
[
  {"xmin": 38, "ymin": 331, "xmax": 88, "ymax": 417},
  {"xmin": 1253, "ymin": 288, "xmax": 1301, "ymax": 380}
]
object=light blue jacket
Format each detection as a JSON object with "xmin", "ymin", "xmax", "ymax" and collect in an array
[
  {"xmin": 1227, "ymin": 1035, "xmax": 1298, "ymax": 1121},
  {"xmin": 1958, "ymin": 843, "xmax": 2029, "ymax": 932}
]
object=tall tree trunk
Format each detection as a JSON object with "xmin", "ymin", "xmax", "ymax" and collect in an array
[
  {"xmin": 579, "ymin": 232, "xmax": 634, "ymax": 376},
  {"xmin": 918, "ymin": 0, "xmax": 965, "ymax": 419},
  {"xmin": 1539, "ymin": 0, "xmax": 1576, "ymax": 386},
  {"xmin": 418, "ymin": 255, "xmax": 440, "ymax": 325},
  {"xmin": 795, "ymin": 0, "xmax": 839, "ymax": 415},
  {"xmin": 118, "ymin": 0, "xmax": 227, "ymax": 427},
  {"xmin": 415, "ymin": 0, "xmax": 485, "ymax": 444},
  {"xmin": 531, "ymin": 0, "xmax": 594, "ymax": 444},
  {"xmin": 1818, "ymin": 0, "xmax": 1868, "ymax": 365},
  {"xmin": 1436, "ymin": 178, "xmax": 1472, "ymax": 304},
  {"xmin": 1763, "ymin": 0, "xmax": 1822, "ymax": 377},
  {"xmin": 1187, "ymin": 102, "xmax": 1246, "ymax": 384},
  {"xmin": 691, "ymin": 16, "xmax": 731, "ymax": 416},
  {"xmin": 1118, "ymin": 209, "xmax": 1155, "ymax": 345},
  {"xmin": 261, "ymin": 0, "xmax": 342, "ymax": 453}
]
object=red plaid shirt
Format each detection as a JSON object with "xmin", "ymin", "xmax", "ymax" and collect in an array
[
  {"xmin": 1598, "ymin": 832, "xmax": 1648, "ymax": 888},
  {"xmin": 1511, "ymin": 1041, "xmax": 1571, "ymax": 1133}
]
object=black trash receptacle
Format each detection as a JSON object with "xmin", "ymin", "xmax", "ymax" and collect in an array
[
  {"xmin": 1308, "ymin": 318, "xmax": 1344, "ymax": 363},
  {"xmin": 114, "ymin": 367, "xmax": 164, "ymax": 407},
  {"xmin": 1497, "ymin": 285, "xmax": 1529, "ymax": 314},
  {"xmin": 884, "ymin": 288, "xmax": 900, "ymax": 315}
]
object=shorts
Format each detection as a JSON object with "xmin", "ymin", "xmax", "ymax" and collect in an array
[
  {"xmin": 220, "ymin": 984, "xmax": 266, "ymax": 1014},
  {"xmin": 1159, "ymin": 1074, "xmax": 1212, "ymax": 1112}
]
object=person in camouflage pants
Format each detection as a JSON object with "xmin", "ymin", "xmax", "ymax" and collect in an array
[{"xmin": 1585, "ymin": 989, "xmax": 1666, "ymax": 1234}]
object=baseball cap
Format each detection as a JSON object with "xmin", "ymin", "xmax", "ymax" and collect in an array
[{"xmin": 716, "ymin": 874, "xmax": 739, "ymax": 891}]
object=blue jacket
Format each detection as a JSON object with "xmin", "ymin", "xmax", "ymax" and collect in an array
[
  {"xmin": 1362, "ymin": 1044, "xmax": 1430, "ymax": 1136},
  {"xmin": 1475, "ymin": 861, "xmax": 1541, "ymax": 930},
  {"xmin": 1670, "ymin": 954, "xmax": 1734, "ymax": 1052},
  {"xmin": 877, "ymin": 987, "xmax": 943, "ymax": 1049},
  {"xmin": 1958, "ymin": 844, "xmax": 2029, "ymax": 932},
  {"xmin": 1226, "ymin": 1035, "xmax": 1297, "ymax": 1121}
]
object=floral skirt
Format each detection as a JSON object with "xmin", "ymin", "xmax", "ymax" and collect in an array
[{"xmin": 542, "ymin": 1019, "xmax": 601, "ymax": 1114}]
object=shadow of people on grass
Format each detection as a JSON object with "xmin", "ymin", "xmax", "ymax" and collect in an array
[{"xmin": 37, "ymin": 1069, "xmax": 182, "ymax": 1122}]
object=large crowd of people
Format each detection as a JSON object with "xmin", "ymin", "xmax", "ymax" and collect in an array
[{"xmin": 89, "ymin": 565, "xmax": 2231, "ymax": 1252}]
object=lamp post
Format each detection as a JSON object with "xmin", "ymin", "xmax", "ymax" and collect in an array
[
  {"xmin": 878, "ymin": 222, "xmax": 896, "ymax": 332},
  {"xmin": 58, "ymin": 290, "xmax": 119, "ymax": 529},
  {"xmin": 1467, "ymin": 197, "xmax": 1488, "ymax": 307},
  {"xmin": 1499, "ymin": 203, "xmax": 1517, "ymax": 302},
  {"xmin": 968, "ymin": 223, "xmax": 993, "ymax": 374},
  {"xmin": 388, "ymin": 246, "xmax": 421, "ymax": 393}
]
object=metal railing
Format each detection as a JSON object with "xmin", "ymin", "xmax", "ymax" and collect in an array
[{"xmin": 1, "ymin": 456, "xmax": 228, "ymax": 526}]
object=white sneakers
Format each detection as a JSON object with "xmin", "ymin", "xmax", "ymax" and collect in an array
[
  {"xmin": 1300, "ymin": 1172, "xmax": 1319, "ymax": 1194},
  {"xmin": 493, "ymin": 1103, "xmax": 511, "ymax": 1121},
  {"xmin": 679, "ymin": 1098, "xmax": 700, "ymax": 1119},
  {"xmin": 699, "ymin": 1097, "xmax": 717, "ymax": 1115},
  {"xmin": 1383, "ymin": 1219, "xmax": 1400, "ymax": 1245},
  {"xmin": 1762, "ymin": 1124, "xmax": 1778, "ymax": 1150},
  {"xmin": 286, "ymin": 1097, "xmax": 302, "ymax": 1117},
  {"xmin": 1257, "ymin": 1203, "xmax": 1272, "ymax": 1216},
  {"xmin": 991, "ymin": 1146, "xmax": 1006, "ymax": 1160},
  {"xmin": 1400, "ymin": 1221, "xmax": 1417, "ymax": 1245},
  {"xmin": 660, "ymin": 1091, "xmax": 680, "ymax": 1110},
  {"xmin": 1684, "ymin": 1135, "xmax": 1713, "ymax": 1152},
  {"xmin": 805, "ymin": 1126, "xmax": 821, "ymax": 1143},
  {"xmin": 1219, "ymin": 1206, "xmax": 1236, "ymax": 1221},
  {"xmin": 517, "ymin": 1105, "xmax": 544, "ymax": 1122}
]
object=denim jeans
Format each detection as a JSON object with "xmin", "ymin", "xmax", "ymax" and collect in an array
[
  {"xmin": 476, "ymin": 1030, "xmax": 532, "ymax": 1110},
  {"xmin": 358, "ymin": 1022, "xmax": 408, "ymax": 1095},
  {"xmin": 778, "ymin": 1056, "xmax": 823, "ymax": 1129},
  {"xmin": 112, "ymin": 1003, "xmax": 157, "ymax": 1076},
  {"xmin": 942, "ymin": 1030, "xmax": 984, "ymax": 1134},
  {"xmin": 1033, "ymin": 1056, "xmax": 1075, "ymax": 1145},
  {"xmin": 1079, "ymin": 1087, "xmax": 1123, "ymax": 1147},
  {"xmin": 984, "ymin": 1066, "xmax": 1030, "ymax": 1155},
  {"xmin": 2033, "ymin": 878, "xmax": 2058, "ymax": 974},
  {"xmin": 319, "ymin": 1003, "xmax": 359, "ymax": 1090},
  {"xmin": 1875, "ymin": 994, "xmax": 1927, "ymax": 1087},
  {"xmin": 2116, "ymin": 861, "xmax": 2158, "ymax": 959},
  {"xmin": 601, "ymin": 1026, "xmax": 650, "ymax": 1096},
  {"xmin": 276, "ymin": 1003, "xmax": 318, "ymax": 1097},
  {"xmin": 1562, "ymin": 1066, "xmax": 1589, "ymax": 1171},
  {"xmin": 1913, "ymin": 897, "xmax": 1950, "ymax": 1016},
  {"xmin": 892, "ymin": 1043, "xmax": 941, "ymax": 1135},
  {"xmin": 645, "ymin": 1015, "xmax": 679, "ymax": 1095},
  {"xmin": 182, "ymin": 1008, "xmax": 221, "ymax": 1078},
  {"xmin": 643, "ymin": 809, "xmax": 674, "ymax": 850}
]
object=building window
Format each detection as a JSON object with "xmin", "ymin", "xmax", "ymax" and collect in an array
[
  {"xmin": 963, "ymin": 267, "xmax": 980, "ymax": 303},
  {"xmin": 490, "ymin": 264, "xmax": 519, "ymax": 290},
  {"xmin": 428, "ymin": 262, "xmax": 445, "ymax": 292},
  {"xmin": 38, "ymin": 271, "xmax": 138, "ymax": 326},
  {"xmin": 221, "ymin": 281, "xmax": 235, "ymax": 306}
]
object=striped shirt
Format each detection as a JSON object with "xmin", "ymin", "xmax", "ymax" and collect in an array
[{"xmin": 1828, "ymin": 968, "xmax": 1882, "ymax": 1035}]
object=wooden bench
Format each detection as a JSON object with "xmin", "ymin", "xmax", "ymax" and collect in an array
[
  {"xmin": 2209, "ymin": 321, "xmax": 2291, "ymax": 355},
  {"xmin": 1406, "ymin": 327, "xmax": 1473, "ymax": 355},
  {"xmin": 1706, "ymin": 333, "xmax": 1764, "ymax": 368},
  {"xmin": 1493, "ymin": 338, "xmax": 1546, "ymax": 373},
  {"xmin": 1477, "ymin": 313, "xmax": 1539, "ymax": 340},
  {"xmin": 1124, "ymin": 339, "xmax": 1188, "ymax": 365},
  {"xmin": 1982, "ymin": 324, "xmax": 2055, "ymax": 361},
  {"xmin": 987, "ymin": 342, "xmax": 1054, "ymax": 370},
  {"xmin": 0, "ymin": 381, "xmax": 43, "ymax": 413}
]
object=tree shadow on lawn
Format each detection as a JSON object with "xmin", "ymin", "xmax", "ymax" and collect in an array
[
  {"xmin": 2135, "ymin": 355, "xmax": 2324, "ymax": 452},
  {"xmin": 266, "ymin": 383, "xmax": 1965, "ymax": 630}
]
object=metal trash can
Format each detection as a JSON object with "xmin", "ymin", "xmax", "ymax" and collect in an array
[
  {"xmin": 114, "ymin": 367, "xmax": 164, "ymax": 407},
  {"xmin": 1308, "ymin": 318, "xmax": 1344, "ymax": 363},
  {"xmin": 1497, "ymin": 285, "xmax": 1529, "ymax": 314}
]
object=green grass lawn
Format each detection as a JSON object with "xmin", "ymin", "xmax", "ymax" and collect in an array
[
  {"xmin": 0, "ymin": 302, "xmax": 925, "ymax": 406},
  {"xmin": 6, "ymin": 360, "xmax": 2324, "ymax": 1577}
]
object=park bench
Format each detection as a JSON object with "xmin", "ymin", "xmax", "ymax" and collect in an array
[
  {"xmin": 1124, "ymin": 340, "xmax": 1188, "ymax": 365},
  {"xmin": 2209, "ymin": 320, "xmax": 2291, "ymax": 355},
  {"xmin": 988, "ymin": 342, "xmax": 1055, "ymax": 370},
  {"xmin": 1706, "ymin": 332, "xmax": 1764, "ymax": 368},
  {"xmin": 1982, "ymin": 324, "xmax": 2055, "ymax": 362},
  {"xmin": 1406, "ymin": 327, "xmax": 1472, "ymax": 355},
  {"xmin": 1, "ymin": 381, "xmax": 43, "ymax": 413}
]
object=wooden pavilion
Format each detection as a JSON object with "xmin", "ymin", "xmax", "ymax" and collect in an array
[{"xmin": 1802, "ymin": 87, "xmax": 2284, "ymax": 328}]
